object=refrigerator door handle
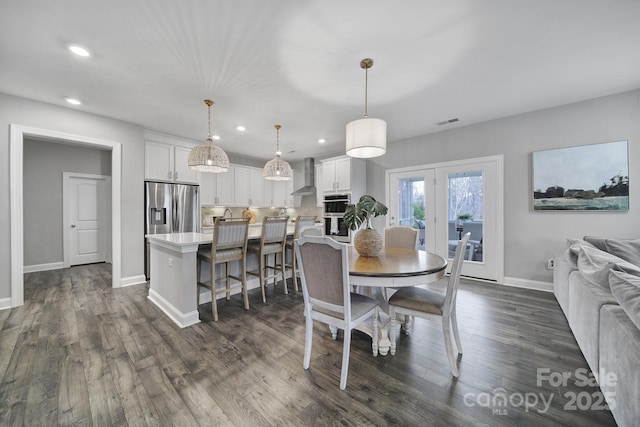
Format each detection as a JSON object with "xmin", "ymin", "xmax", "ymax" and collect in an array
[{"xmin": 172, "ymin": 191, "xmax": 179, "ymax": 232}]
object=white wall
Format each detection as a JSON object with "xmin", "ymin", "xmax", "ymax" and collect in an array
[
  {"xmin": 365, "ymin": 89, "xmax": 640, "ymax": 283},
  {"xmin": 0, "ymin": 93, "xmax": 144, "ymax": 299},
  {"xmin": 23, "ymin": 138, "xmax": 112, "ymax": 266}
]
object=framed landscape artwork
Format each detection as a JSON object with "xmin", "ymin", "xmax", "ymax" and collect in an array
[{"xmin": 532, "ymin": 140, "xmax": 629, "ymax": 211}]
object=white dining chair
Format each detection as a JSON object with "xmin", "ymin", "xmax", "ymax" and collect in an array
[
  {"xmin": 384, "ymin": 226, "xmax": 419, "ymax": 250},
  {"xmin": 295, "ymin": 235, "xmax": 379, "ymax": 390},
  {"xmin": 388, "ymin": 232, "xmax": 471, "ymax": 377}
]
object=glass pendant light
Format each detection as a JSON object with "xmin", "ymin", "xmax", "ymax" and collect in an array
[
  {"xmin": 188, "ymin": 99, "xmax": 230, "ymax": 173},
  {"xmin": 346, "ymin": 58, "xmax": 387, "ymax": 158},
  {"xmin": 263, "ymin": 124, "xmax": 293, "ymax": 181}
]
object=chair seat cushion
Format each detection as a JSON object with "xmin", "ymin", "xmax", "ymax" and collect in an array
[
  {"xmin": 315, "ymin": 293, "xmax": 378, "ymax": 321},
  {"xmin": 198, "ymin": 248, "xmax": 243, "ymax": 263},
  {"xmin": 388, "ymin": 286, "xmax": 445, "ymax": 315},
  {"xmin": 248, "ymin": 242, "xmax": 283, "ymax": 254}
]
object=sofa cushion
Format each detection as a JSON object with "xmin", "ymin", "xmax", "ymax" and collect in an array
[
  {"xmin": 564, "ymin": 238, "xmax": 597, "ymax": 266},
  {"xmin": 606, "ymin": 238, "xmax": 640, "ymax": 266},
  {"xmin": 584, "ymin": 236, "xmax": 640, "ymax": 266},
  {"xmin": 583, "ymin": 236, "xmax": 609, "ymax": 252},
  {"xmin": 577, "ymin": 245, "xmax": 640, "ymax": 289},
  {"xmin": 609, "ymin": 269, "xmax": 640, "ymax": 331}
]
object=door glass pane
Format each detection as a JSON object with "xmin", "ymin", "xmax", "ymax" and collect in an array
[
  {"xmin": 398, "ymin": 177, "xmax": 425, "ymax": 250},
  {"xmin": 448, "ymin": 171, "xmax": 483, "ymax": 261}
]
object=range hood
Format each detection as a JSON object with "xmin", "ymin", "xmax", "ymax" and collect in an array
[{"xmin": 291, "ymin": 157, "xmax": 316, "ymax": 196}]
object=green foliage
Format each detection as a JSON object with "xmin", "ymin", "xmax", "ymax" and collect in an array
[
  {"xmin": 457, "ymin": 213, "xmax": 473, "ymax": 221},
  {"xmin": 344, "ymin": 195, "xmax": 388, "ymax": 231},
  {"xmin": 412, "ymin": 203, "xmax": 425, "ymax": 220}
]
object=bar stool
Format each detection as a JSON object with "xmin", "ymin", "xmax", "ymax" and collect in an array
[
  {"xmin": 247, "ymin": 216, "xmax": 289, "ymax": 303},
  {"xmin": 283, "ymin": 215, "xmax": 317, "ymax": 292},
  {"xmin": 196, "ymin": 217, "xmax": 249, "ymax": 321}
]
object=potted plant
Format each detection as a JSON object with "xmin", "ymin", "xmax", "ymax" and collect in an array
[
  {"xmin": 344, "ymin": 195, "xmax": 388, "ymax": 257},
  {"xmin": 456, "ymin": 213, "xmax": 473, "ymax": 239}
]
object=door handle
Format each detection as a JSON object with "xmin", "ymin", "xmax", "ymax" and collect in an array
[{"xmin": 71, "ymin": 224, "xmax": 76, "ymax": 228}]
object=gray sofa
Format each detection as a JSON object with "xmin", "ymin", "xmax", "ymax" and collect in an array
[{"xmin": 553, "ymin": 237, "xmax": 640, "ymax": 427}]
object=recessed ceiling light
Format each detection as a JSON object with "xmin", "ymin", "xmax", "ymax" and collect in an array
[
  {"xmin": 68, "ymin": 44, "xmax": 90, "ymax": 57},
  {"xmin": 318, "ymin": 138, "xmax": 326, "ymax": 144},
  {"xmin": 212, "ymin": 134, "xmax": 221, "ymax": 140},
  {"xmin": 65, "ymin": 97, "xmax": 82, "ymax": 105},
  {"xmin": 236, "ymin": 125, "xmax": 246, "ymax": 131}
]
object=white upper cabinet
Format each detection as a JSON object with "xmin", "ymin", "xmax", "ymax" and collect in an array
[
  {"xmin": 144, "ymin": 131, "xmax": 198, "ymax": 184},
  {"xmin": 234, "ymin": 166, "xmax": 265, "ymax": 207},
  {"xmin": 173, "ymin": 146, "xmax": 199, "ymax": 183},
  {"xmin": 315, "ymin": 164, "xmax": 324, "ymax": 207},
  {"xmin": 321, "ymin": 156, "xmax": 366, "ymax": 196},
  {"xmin": 268, "ymin": 177, "xmax": 299, "ymax": 207},
  {"xmin": 198, "ymin": 165, "xmax": 235, "ymax": 206}
]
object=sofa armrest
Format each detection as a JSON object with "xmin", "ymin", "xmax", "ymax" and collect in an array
[{"xmin": 554, "ymin": 253, "xmax": 578, "ymax": 316}]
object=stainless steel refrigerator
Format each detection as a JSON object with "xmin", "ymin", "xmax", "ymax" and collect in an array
[{"xmin": 145, "ymin": 181, "xmax": 200, "ymax": 279}]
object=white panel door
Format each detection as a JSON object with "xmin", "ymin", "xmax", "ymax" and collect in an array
[{"xmin": 66, "ymin": 174, "xmax": 108, "ymax": 266}]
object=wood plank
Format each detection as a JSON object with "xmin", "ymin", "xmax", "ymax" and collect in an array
[{"xmin": 4, "ymin": 264, "xmax": 616, "ymax": 426}]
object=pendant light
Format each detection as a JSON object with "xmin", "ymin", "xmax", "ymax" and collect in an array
[
  {"xmin": 346, "ymin": 58, "xmax": 387, "ymax": 158},
  {"xmin": 188, "ymin": 99, "xmax": 230, "ymax": 173},
  {"xmin": 263, "ymin": 124, "xmax": 293, "ymax": 180}
]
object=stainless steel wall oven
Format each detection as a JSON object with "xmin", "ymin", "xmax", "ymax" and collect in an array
[{"xmin": 323, "ymin": 194, "xmax": 350, "ymax": 242}]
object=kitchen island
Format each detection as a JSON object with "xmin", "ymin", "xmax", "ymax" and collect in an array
[{"xmin": 147, "ymin": 224, "xmax": 299, "ymax": 328}]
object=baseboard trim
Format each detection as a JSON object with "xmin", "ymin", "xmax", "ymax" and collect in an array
[
  {"xmin": 0, "ymin": 297, "xmax": 12, "ymax": 311},
  {"xmin": 503, "ymin": 276, "xmax": 553, "ymax": 292},
  {"xmin": 148, "ymin": 289, "xmax": 200, "ymax": 328},
  {"xmin": 120, "ymin": 274, "xmax": 147, "ymax": 288},
  {"xmin": 23, "ymin": 262, "xmax": 64, "ymax": 273}
]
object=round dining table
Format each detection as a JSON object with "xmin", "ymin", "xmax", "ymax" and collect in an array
[{"xmin": 347, "ymin": 246, "xmax": 448, "ymax": 355}]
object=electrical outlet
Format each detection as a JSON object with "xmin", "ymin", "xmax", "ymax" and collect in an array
[{"xmin": 547, "ymin": 259, "xmax": 554, "ymax": 270}]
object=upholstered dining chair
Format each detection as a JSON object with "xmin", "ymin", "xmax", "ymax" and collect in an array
[
  {"xmin": 196, "ymin": 217, "xmax": 250, "ymax": 322},
  {"xmin": 283, "ymin": 215, "xmax": 317, "ymax": 292},
  {"xmin": 295, "ymin": 235, "xmax": 379, "ymax": 390},
  {"xmin": 299, "ymin": 226, "xmax": 322, "ymax": 237},
  {"xmin": 388, "ymin": 232, "xmax": 471, "ymax": 377},
  {"xmin": 384, "ymin": 226, "xmax": 419, "ymax": 250},
  {"xmin": 247, "ymin": 216, "xmax": 290, "ymax": 303}
]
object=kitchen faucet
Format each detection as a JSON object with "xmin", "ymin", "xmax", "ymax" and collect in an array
[{"xmin": 223, "ymin": 208, "xmax": 232, "ymax": 219}]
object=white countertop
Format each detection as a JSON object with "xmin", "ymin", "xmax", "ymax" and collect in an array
[{"xmin": 147, "ymin": 223, "xmax": 298, "ymax": 248}]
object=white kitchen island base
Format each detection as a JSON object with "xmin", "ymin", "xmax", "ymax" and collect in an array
[
  {"xmin": 147, "ymin": 227, "xmax": 300, "ymax": 328},
  {"xmin": 147, "ymin": 234, "xmax": 204, "ymax": 328}
]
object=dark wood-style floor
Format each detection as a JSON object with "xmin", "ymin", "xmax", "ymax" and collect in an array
[{"xmin": 0, "ymin": 264, "xmax": 616, "ymax": 426}]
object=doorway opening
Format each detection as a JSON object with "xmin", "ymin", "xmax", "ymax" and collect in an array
[{"xmin": 10, "ymin": 124, "xmax": 122, "ymax": 308}]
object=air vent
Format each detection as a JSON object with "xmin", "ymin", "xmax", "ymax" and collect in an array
[{"xmin": 437, "ymin": 118, "xmax": 459, "ymax": 126}]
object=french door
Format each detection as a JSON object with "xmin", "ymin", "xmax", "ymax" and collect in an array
[
  {"xmin": 387, "ymin": 169, "xmax": 435, "ymax": 251},
  {"xmin": 387, "ymin": 156, "xmax": 503, "ymax": 282}
]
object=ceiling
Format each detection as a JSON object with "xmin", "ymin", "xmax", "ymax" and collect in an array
[{"xmin": 2, "ymin": 0, "xmax": 640, "ymax": 162}]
